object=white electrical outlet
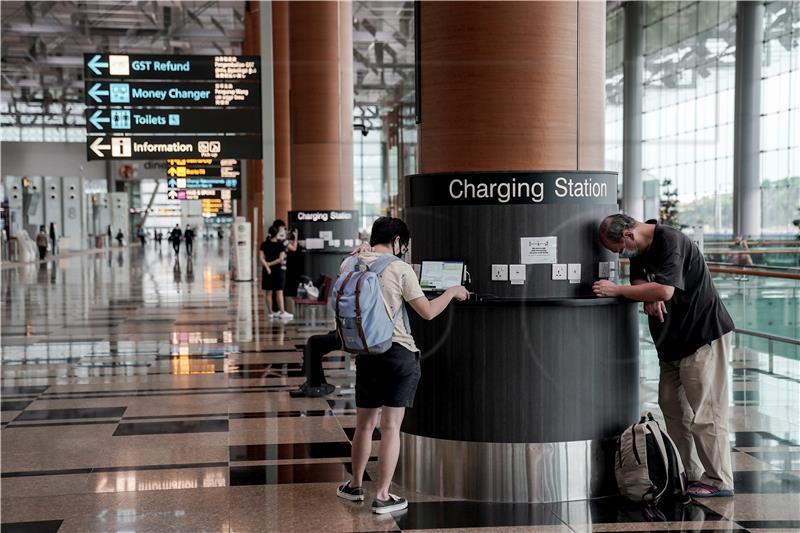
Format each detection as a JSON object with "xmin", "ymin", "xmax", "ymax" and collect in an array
[
  {"xmin": 568, "ymin": 263, "xmax": 581, "ymax": 282},
  {"xmin": 509, "ymin": 264, "xmax": 526, "ymax": 284},
  {"xmin": 491, "ymin": 264, "xmax": 508, "ymax": 281},
  {"xmin": 552, "ymin": 263, "xmax": 567, "ymax": 280},
  {"xmin": 598, "ymin": 261, "xmax": 610, "ymax": 278}
]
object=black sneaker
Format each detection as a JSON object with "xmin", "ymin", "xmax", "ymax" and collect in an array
[
  {"xmin": 289, "ymin": 383, "xmax": 309, "ymax": 398},
  {"xmin": 371, "ymin": 494, "xmax": 408, "ymax": 514},
  {"xmin": 306, "ymin": 383, "xmax": 336, "ymax": 397},
  {"xmin": 336, "ymin": 480, "xmax": 364, "ymax": 501}
]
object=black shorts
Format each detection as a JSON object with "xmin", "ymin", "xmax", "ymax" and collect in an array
[
  {"xmin": 355, "ymin": 343, "xmax": 420, "ymax": 408},
  {"xmin": 262, "ymin": 268, "xmax": 286, "ymax": 291}
]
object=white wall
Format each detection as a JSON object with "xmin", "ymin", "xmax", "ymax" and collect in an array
[{"xmin": 1, "ymin": 141, "xmax": 107, "ymax": 180}]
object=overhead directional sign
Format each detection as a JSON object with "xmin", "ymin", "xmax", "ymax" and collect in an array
[
  {"xmin": 84, "ymin": 54, "xmax": 261, "ymax": 162},
  {"xmin": 201, "ymin": 196, "xmax": 233, "ymax": 220},
  {"xmin": 85, "ymin": 81, "xmax": 260, "ymax": 107},
  {"xmin": 165, "ymin": 158, "xmax": 240, "ymax": 199},
  {"xmin": 84, "ymin": 53, "xmax": 262, "ymax": 162},
  {"xmin": 166, "ymin": 158, "xmax": 240, "ymax": 177},
  {"xmin": 85, "ymin": 108, "xmax": 261, "ymax": 134},
  {"xmin": 86, "ymin": 135, "xmax": 262, "ymax": 160},
  {"xmin": 84, "ymin": 54, "xmax": 260, "ymax": 81}
]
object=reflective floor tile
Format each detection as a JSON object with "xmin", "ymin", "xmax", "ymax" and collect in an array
[
  {"xmin": 0, "ymin": 520, "xmax": 64, "ymax": 533},
  {"xmin": 89, "ymin": 466, "xmax": 228, "ymax": 493},
  {"xmin": 229, "ymin": 441, "xmax": 353, "ymax": 461},
  {"xmin": 343, "ymin": 427, "xmax": 381, "ymax": 441},
  {"xmin": 552, "ymin": 497, "xmax": 726, "ymax": 527},
  {"xmin": 1, "ymin": 400, "xmax": 32, "ymax": 411},
  {"xmin": 12, "ymin": 407, "xmax": 127, "ymax": 421},
  {"xmin": 229, "ymin": 462, "xmax": 367, "ymax": 485},
  {"xmin": 700, "ymin": 494, "xmax": 800, "ymax": 521},
  {"xmin": 113, "ymin": 418, "xmax": 228, "ymax": 436},
  {"xmin": 392, "ymin": 501, "xmax": 564, "ymax": 530}
]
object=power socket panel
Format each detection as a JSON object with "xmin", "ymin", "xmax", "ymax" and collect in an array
[
  {"xmin": 552, "ymin": 263, "xmax": 567, "ymax": 280},
  {"xmin": 568, "ymin": 263, "xmax": 581, "ymax": 282},
  {"xmin": 491, "ymin": 264, "xmax": 508, "ymax": 281}
]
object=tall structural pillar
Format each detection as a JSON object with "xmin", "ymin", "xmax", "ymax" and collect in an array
[
  {"xmin": 272, "ymin": 1, "xmax": 291, "ymax": 222},
  {"xmin": 242, "ymin": 1, "xmax": 276, "ymax": 241},
  {"xmin": 288, "ymin": 1, "xmax": 353, "ymax": 210},
  {"xmin": 733, "ymin": 0, "xmax": 763, "ymax": 238},
  {"xmin": 400, "ymin": 1, "xmax": 639, "ymax": 504},
  {"xmin": 418, "ymin": 1, "xmax": 604, "ymax": 171},
  {"xmin": 622, "ymin": 1, "xmax": 644, "ymax": 219}
]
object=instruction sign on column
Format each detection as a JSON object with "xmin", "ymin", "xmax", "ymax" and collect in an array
[{"xmin": 521, "ymin": 236, "xmax": 557, "ymax": 264}]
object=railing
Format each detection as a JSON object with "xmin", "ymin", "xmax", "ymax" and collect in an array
[{"xmin": 733, "ymin": 328, "xmax": 800, "ymax": 375}]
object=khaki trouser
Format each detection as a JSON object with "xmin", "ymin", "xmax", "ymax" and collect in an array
[{"xmin": 658, "ymin": 332, "xmax": 733, "ymax": 491}]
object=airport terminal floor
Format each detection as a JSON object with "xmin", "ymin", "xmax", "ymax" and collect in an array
[{"xmin": 0, "ymin": 242, "xmax": 798, "ymax": 533}]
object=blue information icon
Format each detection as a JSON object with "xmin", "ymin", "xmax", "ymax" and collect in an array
[
  {"xmin": 168, "ymin": 114, "xmax": 180, "ymax": 126},
  {"xmin": 111, "ymin": 109, "xmax": 131, "ymax": 130},
  {"xmin": 109, "ymin": 83, "xmax": 130, "ymax": 104}
]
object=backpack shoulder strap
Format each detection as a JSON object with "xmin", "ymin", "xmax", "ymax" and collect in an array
[
  {"xmin": 365, "ymin": 254, "xmax": 413, "ymax": 334},
  {"xmin": 368, "ymin": 254, "xmax": 399, "ymax": 275}
]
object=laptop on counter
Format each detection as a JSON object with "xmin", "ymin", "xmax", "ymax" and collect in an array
[{"xmin": 419, "ymin": 261, "xmax": 465, "ymax": 295}]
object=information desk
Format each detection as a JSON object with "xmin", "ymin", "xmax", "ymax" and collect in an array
[{"xmin": 398, "ymin": 296, "xmax": 639, "ymax": 503}]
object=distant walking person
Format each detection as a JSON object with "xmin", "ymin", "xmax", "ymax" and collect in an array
[
  {"xmin": 115, "ymin": 229, "xmax": 124, "ymax": 247},
  {"xmin": 137, "ymin": 225, "xmax": 146, "ymax": 246},
  {"xmin": 36, "ymin": 225, "xmax": 48, "ymax": 260},
  {"xmin": 48, "ymin": 222, "xmax": 57, "ymax": 255},
  {"xmin": 593, "ymin": 214, "xmax": 735, "ymax": 498},
  {"xmin": 170, "ymin": 224, "xmax": 182, "ymax": 254},
  {"xmin": 184, "ymin": 225, "xmax": 195, "ymax": 255}
]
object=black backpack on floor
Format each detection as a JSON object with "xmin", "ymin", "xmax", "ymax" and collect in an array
[{"xmin": 614, "ymin": 412, "xmax": 690, "ymax": 506}]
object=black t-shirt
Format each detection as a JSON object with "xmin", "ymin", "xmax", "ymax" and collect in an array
[
  {"xmin": 260, "ymin": 240, "xmax": 286, "ymax": 272},
  {"xmin": 630, "ymin": 222, "xmax": 734, "ymax": 361}
]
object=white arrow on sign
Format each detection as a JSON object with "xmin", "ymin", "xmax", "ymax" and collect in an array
[
  {"xmin": 90, "ymin": 137, "xmax": 111, "ymax": 157},
  {"xmin": 89, "ymin": 110, "xmax": 111, "ymax": 130}
]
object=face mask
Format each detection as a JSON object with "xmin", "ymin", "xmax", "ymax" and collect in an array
[
  {"xmin": 277, "ymin": 229, "xmax": 286, "ymax": 241},
  {"xmin": 620, "ymin": 239, "xmax": 639, "ymax": 258},
  {"xmin": 393, "ymin": 239, "xmax": 405, "ymax": 259}
]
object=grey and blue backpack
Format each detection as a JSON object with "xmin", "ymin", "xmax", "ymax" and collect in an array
[{"xmin": 331, "ymin": 255, "xmax": 411, "ymax": 354}]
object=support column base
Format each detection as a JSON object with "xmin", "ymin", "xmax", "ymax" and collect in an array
[{"xmin": 397, "ymin": 433, "xmax": 617, "ymax": 503}]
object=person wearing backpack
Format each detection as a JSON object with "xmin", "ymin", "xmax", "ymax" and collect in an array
[
  {"xmin": 593, "ymin": 214, "xmax": 735, "ymax": 498},
  {"xmin": 335, "ymin": 217, "xmax": 468, "ymax": 514}
]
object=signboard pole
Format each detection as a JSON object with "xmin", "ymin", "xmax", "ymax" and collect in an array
[
  {"xmin": 252, "ymin": 206, "xmax": 259, "ymax": 286},
  {"xmin": 259, "ymin": 3, "xmax": 276, "ymax": 228}
]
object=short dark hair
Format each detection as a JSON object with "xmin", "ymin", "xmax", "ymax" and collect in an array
[
  {"xmin": 369, "ymin": 217, "xmax": 410, "ymax": 248},
  {"xmin": 600, "ymin": 214, "xmax": 638, "ymax": 243},
  {"xmin": 268, "ymin": 226, "xmax": 279, "ymax": 238},
  {"xmin": 272, "ymin": 219, "xmax": 286, "ymax": 230}
]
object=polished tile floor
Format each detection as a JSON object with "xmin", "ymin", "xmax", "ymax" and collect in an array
[{"xmin": 1, "ymin": 243, "xmax": 799, "ymax": 532}]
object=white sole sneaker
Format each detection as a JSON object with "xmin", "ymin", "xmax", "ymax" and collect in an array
[
  {"xmin": 371, "ymin": 496, "xmax": 408, "ymax": 514},
  {"xmin": 336, "ymin": 484, "xmax": 365, "ymax": 501}
]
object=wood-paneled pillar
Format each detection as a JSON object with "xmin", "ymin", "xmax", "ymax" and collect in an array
[
  {"xmin": 288, "ymin": 0, "xmax": 353, "ymax": 210},
  {"xmin": 418, "ymin": 1, "xmax": 605, "ymax": 173},
  {"xmin": 272, "ymin": 1, "xmax": 291, "ymax": 222}
]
